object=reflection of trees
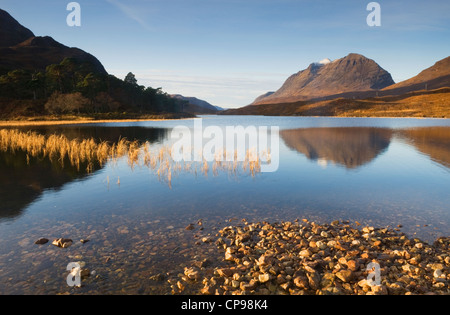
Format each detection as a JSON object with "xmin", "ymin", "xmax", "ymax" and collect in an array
[
  {"xmin": 24, "ymin": 126, "xmax": 170, "ymax": 144},
  {"xmin": 0, "ymin": 126, "xmax": 170, "ymax": 221},
  {"xmin": 396, "ymin": 127, "xmax": 450, "ymax": 169},
  {"xmin": 0, "ymin": 149, "xmax": 100, "ymax": 220},
  {"xmin": 280, "ymin": 127, "xmax": 392, "ymax": 169}
]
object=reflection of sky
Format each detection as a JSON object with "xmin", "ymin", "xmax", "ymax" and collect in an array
[{"xmin": 1, "ymin": 117, "xmax": 450, "ymax": 244}]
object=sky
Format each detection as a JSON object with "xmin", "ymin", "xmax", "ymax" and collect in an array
[{"xmin": 1, "ymin": 0, "xmax": 449, "ymax": 108}]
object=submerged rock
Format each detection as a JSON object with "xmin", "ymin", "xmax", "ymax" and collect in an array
[
  {"xmin": 52, "ymin": 238, "xmax": 73, "ymax": 248},
  {"xmin": 34, "ymin": 238, "xmax": 49, "ymax": 245}
]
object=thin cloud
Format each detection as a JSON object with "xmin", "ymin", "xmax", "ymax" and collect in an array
[
  {"xmin": 128, "ymin": 71, "xmax": 286, "ymax": 107},
  {"xmin": 105, "ymin": 0, "xmax": 154, "ymax": 31}
]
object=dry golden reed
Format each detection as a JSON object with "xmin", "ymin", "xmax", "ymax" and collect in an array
[{"xmin": 0, "ymin": 128, "xmax": 262, "ymax": 187}]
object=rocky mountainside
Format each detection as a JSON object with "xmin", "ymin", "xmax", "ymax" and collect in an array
[
  {"xmin": 381, "ymin": 56, "xmax": 450, "ymax": 95},
  {"xmin": 0, "ymin": 9, "xmax": 106, "ymax": 75},
  {"xmin": 253, "ymin": 53, "xmax": 395, "ymax": 105}
]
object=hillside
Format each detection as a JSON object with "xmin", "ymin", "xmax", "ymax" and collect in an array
[
  {"xmin": 227, "ymin": 55, "xmax": 450, "ymax": 118},
  {"xmin": 0, "ymin": 9, "xmax": 106, "ymax": 75},
  {"xmin": 223, "ymin": 88, "xmax": 450, "ymax": 118},
  {"xmin": 170, "ymin": 94, "xmax": 220, "ymax": 114},
  {"xmin": 0, "ymin": 9, "xmax": 190, "ymax": 120},
  {"xmin": 254, "ymin": 53, "xmax": 395, "ymax": 105},
  {"xmin": 381, "ymin": 56, "xmax": 450, "ymax": 96}
]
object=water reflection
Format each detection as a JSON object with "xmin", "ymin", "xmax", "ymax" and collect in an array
[
  {"xmin": 0, "ymin": 150, "xmax": 101, "ymax": 220},
  {"xmin": 0, "ymin": 126, "xmax": 171, "ymax": 220},
  {"xmin": 397, "ymin": 127, "xmax": 450, "ymax": 169},
  {"xmin": 280, "ymin": 127, "xmax": 393, "ymax": 169},
  {"xmin": 23, "ymin": 126, "xmax": 170, "ymax": 144}
]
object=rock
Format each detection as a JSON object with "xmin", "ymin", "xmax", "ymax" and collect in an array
[
  {"xmin": 299, "ymin": 249, "xmax": 312, "ymax": 258},
  {"xmin": 80, "ymin": 239, "xmax": 89, "ymax": 244},
  {"xmin": 52, "ymin": 238, "xmax": 73, "ymax": 248},
  {"xmin": 149, "ymin": 273, "xmax": 166, "ymax": 281},
  {"xmin": 184, "ymin": 267, "xmax": 200, "ymax": 281},
  {"xmin": 336, "ymin": 270, "xmax": 354, "ymax": 283},
  {"xmin": 293, "ymin": 276, "xmax": 309, "ymax": 290},
  {"xmin": 201, "ymin": 285, "xmax": 215, "ymax": 295},
  {"xmin": 34, "ymin": 238, "xmax": 49, "ymax": 245},
  {"xmin": 321, "ymin": 273, "xmax": 335, "ymax": 288},
  {"xmin": 185, "ymin": 224, "xmax": 195, "ymax": 231},
  {"xmin": 217, "ymin": 268, "xmax": 234, "ymax": 278},
  {"xmin": 193, "ymin": 258, "xmax": 212, "ymax": 269},
  {"xmin": 201, "ymin": 237, "xmax": 213, "ymax": 243},
  {"xmin": 177, "ymin": 281, "xmax": 185, "ymax": 291},
  {"xmin": 240, "ymin": 279, "xmax": 258, "ymax": 291},
  {"xmin": 258, "ymin": 254, "xmax": 274, "ymax": 266},
  {"xmin": 280, "ymin": 282, "xmax": 290, "ymax": 291},
  {"xmin": 224, "ymin": 252, "xmax": 235, "ymax": 261},
  {"xmin": 258, "ymin": 273, "xmax": 271, "ymax": 283},
  {"xmin": 80, "ymin": 268, "xmax": 90, "ymax": 279},
  {"xmin": 307, "ymin": 271, "xmax": 321, "ymax": 291},
  {"xmin": 433, "ymin": 269, "xmax": 444, "ymax": 279},
  {"xmin": 346, "ymin": 260, "xmax": 358, "ymax": 271},
  {"xmin": 174, "ymin": 219, "xmax": 450, "ymax": 296},
  {"xmin": 371, "ymin": 285, "xmax": 388, "ymax": 295}
]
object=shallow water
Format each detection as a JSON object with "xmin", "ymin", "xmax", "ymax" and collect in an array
[{"xmin": 0, "ymin": 115, "xmax": 449, "ymax": 294}]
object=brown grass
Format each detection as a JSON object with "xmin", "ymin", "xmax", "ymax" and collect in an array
[
  {"xmin": 0, "ymin": 129, "xmax": 262, "ymax": 187},
  {"xmin": 223, "ymin": 88, "xmax": 450, "ymax": 118}
]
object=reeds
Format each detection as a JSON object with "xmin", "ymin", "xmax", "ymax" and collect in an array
[{"xmin": 0, "ymin": 128, "xmax": 263, "ymax": 187}]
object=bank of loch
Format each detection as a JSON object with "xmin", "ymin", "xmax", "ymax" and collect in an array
[{"xmin": 175, "ymin": 220, "xmax": 450, "ymax": 295}]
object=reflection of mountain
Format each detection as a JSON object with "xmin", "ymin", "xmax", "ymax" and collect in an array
[
  {"xmin": 281, "ymin": 127, "xmax": 392, "ymax": 169},
  {"xmin": 397, "ymin": 127, "xmax": 450, "ymax": 169},
  {"xmin": 0, "ymin": 126, "xmax": 170, "ymax": 220}
]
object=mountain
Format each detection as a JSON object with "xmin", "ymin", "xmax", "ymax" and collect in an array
[
  {"xmin": 381, "ymin": 56, "xmax": 450, "ymax": 96},
  {"xmin": 253, "ymin": 53, "xmax": 395, "ymax": 105},
  {"xmin": 0, "ymin": 9, "xmax": 34, "ymax": 47},
  {"xmin": 170, "ymin": 94, "xmax": 220, "ymax": 114},
  {"xmin": 0, "ymin": 8, "xmax": 106, "ymax": 75},
  {"xmin": 251, "ymin": 91, "xmax": 275, "ymax": 104}
]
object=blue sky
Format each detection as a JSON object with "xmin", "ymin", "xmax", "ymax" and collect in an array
[{"xmin": 1, "ymin": 0, "xmax": 449, "ymax": 108}]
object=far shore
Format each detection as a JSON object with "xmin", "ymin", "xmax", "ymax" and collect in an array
[{"xmin": 0, "ymin": 113, "xmax": 196, "ymax": 127}]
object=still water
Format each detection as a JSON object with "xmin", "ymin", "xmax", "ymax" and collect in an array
[{"xmin": 0, "ymin": 116, "xmax": 449, "ymax": 294}]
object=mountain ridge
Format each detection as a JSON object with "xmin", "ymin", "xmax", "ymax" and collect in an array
[
  {"xmin": 253, "ymin": 53, "xmax": 395, "ymax": 105},
  {"xmin": 0, "ymin": 8, "xmax": 106, "ymax": 75}
]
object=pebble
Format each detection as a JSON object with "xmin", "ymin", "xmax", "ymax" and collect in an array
[
  {"xmin": 175, "ymin": 220, "xmax": 450, "ymax": 295},
  {"xmin": 34, "ymin": 238, "xmax": 49, "ymax": 245},
  {"xmin": 51, "ymin": 238, "xmax": 73, "ymax": 248}
]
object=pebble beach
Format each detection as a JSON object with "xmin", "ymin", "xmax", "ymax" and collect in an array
[{"xmin": 173, "ymin": 219, "xmax": 450, "ymax": 295}]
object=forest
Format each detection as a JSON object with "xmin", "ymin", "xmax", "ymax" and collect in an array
[{"xmin": 0, "ymin": 57, "xmax": 187, "ymax": 118}]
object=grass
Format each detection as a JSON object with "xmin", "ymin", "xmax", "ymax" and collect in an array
[
  {"xmin": 0, "ymin": 128, "xmax": 264, "ymax": 187},
  {"xmin": 222, "ymin": 88, "xmax": 450, "ymax": 118},
  {"xmin": 0, "ymin": 112, "xmax": 197, "ymax": 127}
]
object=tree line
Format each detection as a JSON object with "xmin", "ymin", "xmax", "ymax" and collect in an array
[{"xmin": 0, "ymin": 57, "xmax": 186, "ymax": 116}]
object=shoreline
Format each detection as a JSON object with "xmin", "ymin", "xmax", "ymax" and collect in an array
[
  {"xmin": 174, "ymin": 219, "xmax": 450, "ymax": 295},
  {"xmin": 1, "ymin": 115, "xmax": 448, "ymax": 127},
  {"xmin": 0, "ymin": 116, "xmax": 196, "ymax": 127}
]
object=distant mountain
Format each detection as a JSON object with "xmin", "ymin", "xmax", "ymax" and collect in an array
[
  {"xmin": 170, "ymin": 94, "xmax": 220, "ymax": 114},
  {"xmin": 253, "ymin": 53, "xmax": 395, "ymax": 105},
  {"xmin": 251, "ymin": 91, "xmax": 275, "ymax": 105},
  {"xmin": 0, "ymin": 8, "xmax": 106, "ymax": 75},
  {"xmin": 381, "ymin": 56, "xmax": 450, "ymax": 95}
]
